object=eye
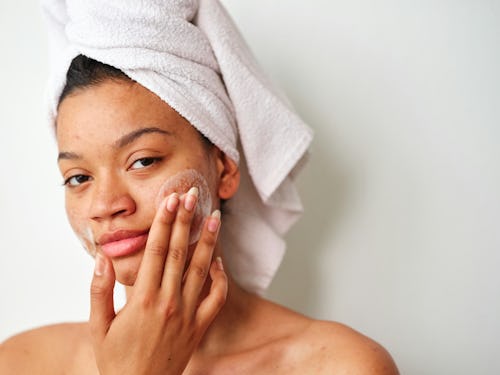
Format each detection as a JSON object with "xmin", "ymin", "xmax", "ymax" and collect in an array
[
  {"xmin": 64, "ymin": 174, "xmax": 91, "ymax": 187},
  {"xmin": 130, "ymin": 157, "xmax": 162, "ymax": 170}
]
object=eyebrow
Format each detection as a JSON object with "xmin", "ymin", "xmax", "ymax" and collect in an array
[
  {"xmin": 114, "ymin": 127, "xmax": 173, "ymax": 148},
  {"xmin": 57, "ymin": 127, "xmax": 173, "ymax": 161},
  {"xmin": 58, "ymin": 151, "xmax": 81, "ymax": 161}
]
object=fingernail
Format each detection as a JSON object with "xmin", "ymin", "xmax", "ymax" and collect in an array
[
  {"xmin": 184, "ymin": 186, "xmax": 199, "ymax": 211},
  {"xmin": 216, "ymin": 256, "xmax": 224, "ymax": 271},
  {"xmin": 166, "ymin": 193, "xmax": 179, "ymax": 212},
  {"xmin": 207, "ymin": 209, "xmax": 221, "ymax": 233},
  {"xmin": 94, "ymin": 253, "xmax": 105, "ymax": 276}
]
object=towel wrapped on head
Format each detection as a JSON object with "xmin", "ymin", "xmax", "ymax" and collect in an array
[{"xmin": 42, "ymin": 0, "xmax": 313, "ymax": 295}]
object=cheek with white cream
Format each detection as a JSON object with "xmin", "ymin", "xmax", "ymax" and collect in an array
[
  {"xmin": 155, "ymin": 169, "xmax": 212, "ymax": 244},
  {"xmin": 80, "ymin": 225, "xmax": 97, "ymax": 256}
]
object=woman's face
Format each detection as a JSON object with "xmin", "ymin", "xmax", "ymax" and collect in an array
[{"xmin": 56, "ymin": 79, "xmax": 233, "ymax": 286}]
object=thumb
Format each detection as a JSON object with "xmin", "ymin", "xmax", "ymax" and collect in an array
[{"xmin": 89, "ymin": 253, "xmax": 116, "ymax": 341}]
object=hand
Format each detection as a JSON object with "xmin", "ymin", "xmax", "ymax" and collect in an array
[{"xmin": 89, "ymin": 189, "xmax": 227, "ymax": 375}]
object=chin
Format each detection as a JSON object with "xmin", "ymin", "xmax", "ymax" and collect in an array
[{"xmin": 111, "ymin": 251, "xmax": 144, "ymax": 286}]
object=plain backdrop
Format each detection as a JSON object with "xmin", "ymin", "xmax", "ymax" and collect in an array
[{"xmin": 1, "ymin": 1, "xmax": 499, "ymax": 374}]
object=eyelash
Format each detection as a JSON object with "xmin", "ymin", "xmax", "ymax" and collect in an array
[
  {"xmin": 129, "ymin": 157, "xmax": 163, "ymax": 170},
  {"xmin": 62, "ymin": 157, "xmax": 163, "ymax": 188},
  {"xmin": 63, "ymin": 174, "xmax": 91, "ymax": 187}
]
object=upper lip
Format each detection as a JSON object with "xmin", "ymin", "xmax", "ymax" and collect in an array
[{"xmin": 98, "ymin": 229, "xmax": 149, "ymax": 246}]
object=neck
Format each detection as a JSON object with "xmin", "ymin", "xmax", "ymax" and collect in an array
[{"xmin": 195, "ymin": 274, "xmax": 259, "ymax": 355}]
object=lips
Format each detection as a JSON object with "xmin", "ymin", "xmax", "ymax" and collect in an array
[{"xmin": 98, "ymin": 229, "xmax": 149, "ymax": 258}]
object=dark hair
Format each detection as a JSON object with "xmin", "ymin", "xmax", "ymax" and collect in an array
[{"xmin": 58, "ymin": 54, "xmax": 131, "ymax": 106}]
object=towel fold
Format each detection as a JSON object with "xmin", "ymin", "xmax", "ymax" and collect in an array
[{"xmin": 42, "ymin": 0, "xmax": 313, "ymax": 294}]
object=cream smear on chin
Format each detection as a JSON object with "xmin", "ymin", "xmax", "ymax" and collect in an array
[{"xmin": 155, "ymin": 169, "xmax": 212, "ymax": 244}]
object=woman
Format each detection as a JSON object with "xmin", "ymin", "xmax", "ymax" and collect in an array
[{"xmin": 0, "ymin": 0, "xmax": 399, "ymax": 373}]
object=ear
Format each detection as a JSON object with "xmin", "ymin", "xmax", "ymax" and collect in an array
[{"xmin": 215, "ymin": 149, "xmax": 240, "ymax": 200}]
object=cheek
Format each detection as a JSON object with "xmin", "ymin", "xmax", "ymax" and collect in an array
[
  {"xmin": 66, "ymin": 205, "xmax": 97, "ymax": 256},
  {"xmin": 66, "ymin": 204, "xmax": 84, "ymax": 237},
  {"xmin": 155, "ymin": 169, "xmax": 213, "ymax": 244}
]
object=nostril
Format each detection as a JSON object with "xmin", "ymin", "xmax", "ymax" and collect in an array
[{"xmin": 112, "ymin": 209, "xmax": 128, "ymax": 217}]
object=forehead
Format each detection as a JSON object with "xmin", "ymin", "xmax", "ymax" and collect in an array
[{"xmin": 55, "ymin": 80, "xmax": 197, "ymax": 148}]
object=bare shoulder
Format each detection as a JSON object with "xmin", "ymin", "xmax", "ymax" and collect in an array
[
  {"xmin": 0, "ymin": 322, "xmax": 94, "ymax": 375},
  {"xmin": 297, "ymin": 320, "xmax": 399, "ymax": 374},
  {"xmin": 245, "ymin": 297, "xmax": 398, "ymax": 374}
]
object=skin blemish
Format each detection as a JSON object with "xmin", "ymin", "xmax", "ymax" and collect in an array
[{"xmin": 155, "ymin": 169, "xmax": 212, "ymax": 244}]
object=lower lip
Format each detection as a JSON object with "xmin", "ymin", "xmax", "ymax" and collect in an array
[{"xmin": 101, "ymin": 233, "xmax": 148, "ymax": 258}]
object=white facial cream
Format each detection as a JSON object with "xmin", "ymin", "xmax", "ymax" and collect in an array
[{"xmin": 78, "ymin": 225, "xmax": 97, "ymax": 256}]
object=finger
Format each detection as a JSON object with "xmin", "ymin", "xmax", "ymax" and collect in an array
[
  {"xmin": 134, "ymin": 193, "xmax": 179, "ymax": 293},
  {"xmin": 89, "ymin": 253, "xmax": 116, "ymax": 342},
  {"xmin": 195, "ymin": 257, "xmax": 227, "ymax": 331},
  {"xmin": 161, "ymin": 187, "xmax": 198, "ymax": 296},
  {"xmin": 182, "ymin": 210, "xmax": 221, "ymax": 313}
]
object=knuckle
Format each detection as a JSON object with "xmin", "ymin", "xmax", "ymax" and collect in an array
[
  {"xmin": 201, "ymin": 231, "xmax": 217, "ymax": 248},
  {"xmin": 159, "ymin": 299, "xmax": 180, "ymax": 319},
  {"xmin": 160, "ymin": 210, "xmax": 175, "ymax": 224},
  {"xmin": 177, "ymin": 209, "xmax": 193, "ymax": 225},
  {"xmin": 90, "ymin": 282, "xmax": 108, "ymax": 298},
  {"xmin": 190, "ymin": 264, "xmax": 207, "ymax": 279},
  {"xmin": 137, "ymin": 294, "xmax": 155, "ymax": 310},
  {"xmin": 146, "ymin": 242, "xmax": 165, "ymax": 256},
  {"xmin": 168, "ymin": 246, "xmax": 185, "ymax": 262}
]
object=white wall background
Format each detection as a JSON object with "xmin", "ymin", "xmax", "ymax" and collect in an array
[{"xmin": 1, "ymin": 1, "xmax": 499, "ymax": 374}]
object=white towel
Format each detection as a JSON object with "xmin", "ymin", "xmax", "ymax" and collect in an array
[{"xmin": 41, "ymin": 0, "xmax": 313, "ymax": 295}]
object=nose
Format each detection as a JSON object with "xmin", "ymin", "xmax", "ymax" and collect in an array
[{"xmin": 89, "ymin": 174, "xmax": 136, "ymax": 221}]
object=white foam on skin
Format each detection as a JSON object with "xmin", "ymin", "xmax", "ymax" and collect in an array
[
  {"xmin": 155, "ymin": 169, "xmax": 213, "ymax": 244},
  {"xmin": 78, "ymin": 225, "xmax": 97, "ymax": 257}
]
